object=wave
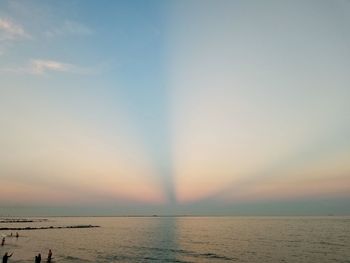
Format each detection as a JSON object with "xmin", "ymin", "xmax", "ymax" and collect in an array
[{"xmin": 120, "ymin": 245, "xmax": 237, "ymax": 261}]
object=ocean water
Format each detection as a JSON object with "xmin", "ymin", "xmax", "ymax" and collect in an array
[{"xmin": 0, "ymin": 216, "xmax": 349, "ymax": 262}]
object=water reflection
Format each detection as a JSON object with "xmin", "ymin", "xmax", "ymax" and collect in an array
[
  {"xmin": 93, "ymin": 217, "xmax": 181, "ymax": 262},
  {"xmin": 142, "ymin": 217, "xmax": 180, "ymax": 261}
]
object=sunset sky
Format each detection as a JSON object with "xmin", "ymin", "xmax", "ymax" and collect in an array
[{"xmin": 1, "ymin": 0, "xmax": 349, "ymax": 216}]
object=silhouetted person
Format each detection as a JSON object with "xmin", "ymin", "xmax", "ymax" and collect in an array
[
  {"xmin": 15, "ymin": 233, "xmax": 18, "ymax": 239},
  {"xmin": 2, "ymin": 252, "xmax": 13, "ymax": 263},
  {"xmin": 35, "ymin": 253, "xmax": 41, "ymax": 263},
  {"xmin": 1, "ymin": 238, "xmax": 5, "ymax": 246},
  {"xmin": 47, "ymin": 249, "xmax": 52, "ymax": 263}
]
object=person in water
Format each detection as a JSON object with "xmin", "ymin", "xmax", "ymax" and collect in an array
[
  {"xmin": 1, "ymin": 238, "xmax": 5, "ymax": 246},
  {"xmin": 2, "ymin": 252, "xmax": 13, "ymax": 263},
  {"xmin": 35, "ymin": 253, "xmax": 41, "ymax": 263},
  {"xmin": 47, "ymin": 249, "xmax": 52, "ymax": 263}
]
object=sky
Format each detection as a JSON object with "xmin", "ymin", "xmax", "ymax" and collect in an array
[{"xmin": 0, "ymin": 0, "xmax": 349, "ymax": 216}]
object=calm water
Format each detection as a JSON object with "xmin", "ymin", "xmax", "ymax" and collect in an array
[{"xmin": 0, "ymin": 216, "xmax": 349, "ymax": 262}]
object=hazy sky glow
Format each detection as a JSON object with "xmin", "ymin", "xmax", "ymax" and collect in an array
[{"xmin": 0, "ymin": 0, "xmax": 349, "ymax": 215}]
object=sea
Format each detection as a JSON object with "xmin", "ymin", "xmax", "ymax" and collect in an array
[{"xmin": 0, "ymin": 216, "xmax": 349, "ymax": 262}]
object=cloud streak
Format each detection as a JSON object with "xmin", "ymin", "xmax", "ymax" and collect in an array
[
  {"xmin": 0, "ymin": 17, "xmax": 30, "ymax": 40},
  {"xmin": 1, "ymin": 59, "xmax": 93, "ymax": 75},
  {"xmin": 0, "ymin": 17, "xmax": 30, "ymax": 56},
  {"xmin": 31, "ymin": 59, "xmax": 85, "ymax": 74}
]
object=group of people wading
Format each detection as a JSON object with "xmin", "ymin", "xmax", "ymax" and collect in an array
[
  {"xmin": 34, "ymin": 250, "xmax": 52, "ymax": 263},
  {"xmin": 1, "ymin": 233, "xmax": 52, "ymax": 263},
  {"xmin": 2, "ymin": 250, "xmax": 52, "ymax": 263}
]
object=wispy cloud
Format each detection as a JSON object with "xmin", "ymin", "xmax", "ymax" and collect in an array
[
  {"xmin": 31, "ymin": 59, "xmax": 81, "ymax": 74},
  {"xmin": 0, "ymin": 17, "xmax": 31, "ymax": 56},
  {"xmin": 1, "ymin": 59, "xmax": 93, "ymax": 75},
  {"xmin": 45, "ymin": 20, "xmax": 93, "ymax": 38},
  {"xmin": 0, "ymin": 17, "xmax": 30, "ymax": 41}
]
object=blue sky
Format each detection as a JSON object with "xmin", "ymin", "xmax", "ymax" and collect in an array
[{"xmin": 0, "ymin": 0, "xmax": 350, "ymax": 216}]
